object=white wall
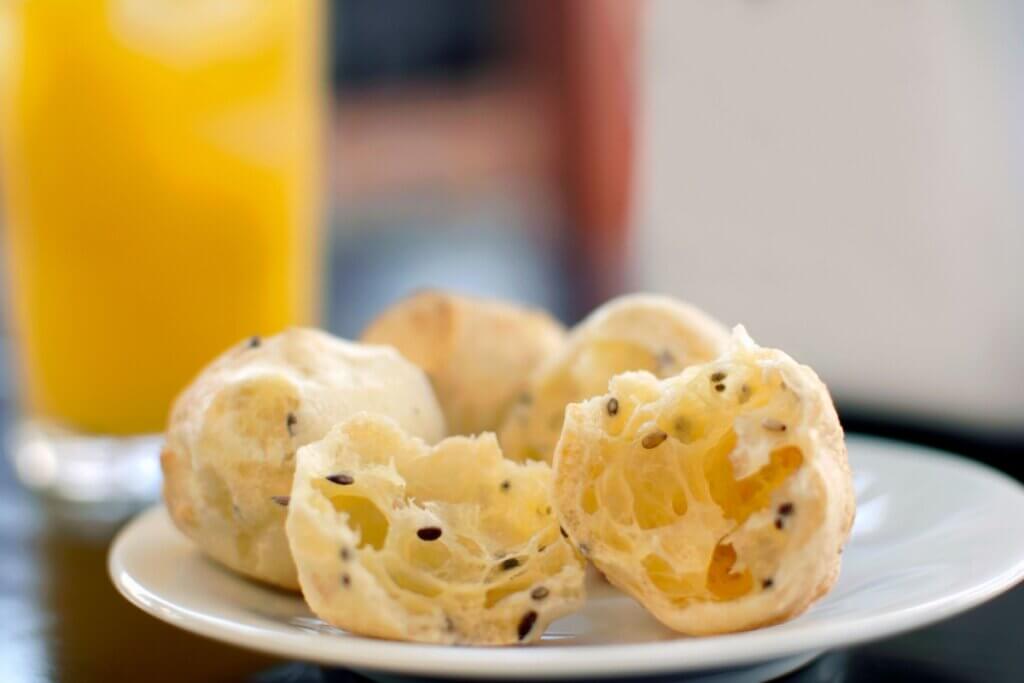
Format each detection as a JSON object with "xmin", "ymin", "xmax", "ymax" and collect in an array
[{"xmin": 631, "ymin": 0, "xmax": 1023, "ymax": 431}]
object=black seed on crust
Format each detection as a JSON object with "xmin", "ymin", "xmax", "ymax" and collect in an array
[
  {"xmin": 271, "ymin": 495, "xmax": 290, "ymax": 507},
  {"xmin": 326, "ymin": 473, "xmax": 355, "ymax": 485},
  {"xmin": 714, "ymin": 383, "xmax": 726, "ymax": 392},
  {"xmin": 247, "ymin": 335, "xmax": 261, "ymax": 348},
  {"xmin": 606, "ymin": 397, "xmax": 619, "ymax": 416},
  {"xmin": 642, "ymin": 431, "xmax": 668, "ymax": 449},
  {"xmin": 286, "ymin": 412, "xmax": 298, "ymax": 436},
  {"xmin": 531, "ymin": 586, "xmax": 550, "ymax": 601},
  {"xmin": 778, "ymin": 502, "xmax": 795, "ymax": 516},
  {"xmin": 341, "ymin": 574, "xmax": 351, "ymax": 587},
  {"xmin": 518, "ymin": 611, "xmax": 539, "ymax": 640},
  {"xmin": 774, "ymin": 518, "xmax": 784, "ymax": 530},
  {"xmin": 340, "ymin": 547, "xmax": 352, "ymax": 561},
  {"xmin": 710, "ymin": 371, "xmax": 727, "ymax": 382},
  {"xmin": 762, "ymin": 578, "xmax": 774, "ymax": 589},
  {"xmin": 559, "ymin": 526, "xmax": 568, "ymax": 539},
  {"xmin": 417, "ymin": 526, "xmax": 443, "ymax": 541},
  {"xmin": 501, "ymin": 558, "xmax": 521, "ymax": 571},
  {"xmin": 500, "ymin": 480, "xmax": 511, "ymax": 492}
]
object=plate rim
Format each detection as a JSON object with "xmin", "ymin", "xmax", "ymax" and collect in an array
[{"xmin": 109, "ymin": 436, "xmax": 1024, "ymax": 679}]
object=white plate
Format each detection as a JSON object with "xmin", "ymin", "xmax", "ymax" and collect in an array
[{"xmin": 109, "ymin": 436, "xmax": 1024, "ymax": 680}]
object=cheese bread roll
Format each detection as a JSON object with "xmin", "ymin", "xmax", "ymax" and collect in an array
[
  {"xmin": 500, "ymin": 294, "xmax": 729, "ymax": 462},
  {"xmin": 553, "ymin": 327, "xmax": 854, "ymax": 635},
  {"xmin": 361, "ymin": 290, "xmax": 566, "ymax": 435},
  {"xmin": 287, "ymin": 413, "xmax": 585, "ymax": 644},
  {"xmin": 162, "ymin": 328, "xmax": 445, "ymax": 590}
]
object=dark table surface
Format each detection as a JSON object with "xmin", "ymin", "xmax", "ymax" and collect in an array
[{"xmin": 2, "ymin": 423, "xmax": 1021, "ymax": 683}]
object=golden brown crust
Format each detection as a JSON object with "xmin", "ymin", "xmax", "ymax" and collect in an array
[{"xmin": 361, "ymin": 290, "xmax": 566, "ymax": 436}]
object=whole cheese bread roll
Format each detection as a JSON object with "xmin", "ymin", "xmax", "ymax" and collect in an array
[
  {"xmin": 161, "ymin": 328, "xmax": 445, "ymax": 590},
  {"xmin": 361, "ymin": 290, "xmax": 566, "ymax": 435},
  {"xmin": 499, "ymin": 294, "xmax": 729, "ymax": 462},
  {"xmin": 286, "ymin": 413, "xmax": 586, "ymax": 645},
  {"xmin": 553, "ymin": 327, "xmax": 854, "ymax": 635}
]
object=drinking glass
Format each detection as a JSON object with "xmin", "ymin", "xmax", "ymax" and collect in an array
[{"xmin": 0, "ymin": 0, "xmax": 324, "ymax": 511}]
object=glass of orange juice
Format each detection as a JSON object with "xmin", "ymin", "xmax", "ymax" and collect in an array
[{"xmin": 0, "ymin": 1, "xmax": 324, "ymax": 508}]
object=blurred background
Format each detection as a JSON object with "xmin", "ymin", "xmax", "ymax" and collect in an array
[
  {"xmin": 1, "ymin": 0, "xmax": 1019, "ymax": 484},
  {"xmin": 0, "ymin": 0, "xmax": 1019, "ymax": 491},
  {"xmin": 0, "ymin": 1, "xmax": 1021, "ymax": 681}
]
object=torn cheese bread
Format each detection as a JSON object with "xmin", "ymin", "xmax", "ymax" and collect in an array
[
  {"xmin": 553, "ymin": 327, "xmax": 854, "ymax": 635},
  {"xmin": 287, "ymin": 413, "xmax": 586, "ymax": 644}
]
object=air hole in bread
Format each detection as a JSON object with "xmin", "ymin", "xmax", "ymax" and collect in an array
[{"xmin": 326, "ymin": 495, "xmax": 390, "ymax": 550}]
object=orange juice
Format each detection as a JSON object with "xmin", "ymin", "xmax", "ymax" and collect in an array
[{"xmin": 0, "ymin": 1, "xmax": 323, "ymax": 435}]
